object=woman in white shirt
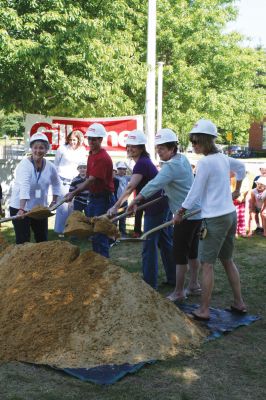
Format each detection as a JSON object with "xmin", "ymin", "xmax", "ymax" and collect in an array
[
  {"xmin": 9, "ymin": 132, "xmax": 61, "ymax": 244},
  {"xmin": 54, "ymin": 130, "xmax": 87, "ymax": 235},
  {"xmin": 174, "ymin": 119, "xmax": 246, "ymax": 320}
]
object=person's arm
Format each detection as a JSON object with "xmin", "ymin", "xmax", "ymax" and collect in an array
[
  {"xmin": 49, "ymin": 164, "xmax": 61, "ymax": 206},
  {"xmin": 107, "ymin": 174, "xmax": 143, "ymax": 215},
  {"xmin": 229, "ymin": 157, "xmax": 246, "ymax": 200},
  {"xmin": 65, "ymin": 175, "xmax": 96, "ymax": 202},
  {"xmin": 16, "ymin": 160, "xmax": 32, "ymax": 215},
  {"xmin": 127, "ymin": 165, "xmax": 172, "ymax": 212}
]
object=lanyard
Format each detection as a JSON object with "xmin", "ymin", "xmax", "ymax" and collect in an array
[{"xmin": 31, "ymin": 158, "xmax": 44, "ymax": 184}]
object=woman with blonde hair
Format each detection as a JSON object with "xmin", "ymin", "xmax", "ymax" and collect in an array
[{"xmin": 54, "ymin": 129, "xmax": 87, "ymax": 236}]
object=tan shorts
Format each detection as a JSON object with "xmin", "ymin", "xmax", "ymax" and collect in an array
[{"xmin": 199, "ymin": 211, "xmax": 237, "ymax": 264}]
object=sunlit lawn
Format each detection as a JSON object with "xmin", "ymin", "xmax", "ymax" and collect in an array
[{"xmin": 0, "ymin": 217, "xmax": 265, "ymax": 400}]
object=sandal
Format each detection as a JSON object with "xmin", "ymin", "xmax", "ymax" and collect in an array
[
  {"xmin": 185, "ymin": 287, "xmax": 202, "ymax": 296},
  {"xmin": 166, "ymin": 293, "xmax": 187, "ymax": 302}
]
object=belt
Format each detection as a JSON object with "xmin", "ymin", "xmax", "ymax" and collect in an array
[{"xmin": 89, "ymin": 191, "xmax": 113, "ymax": 199}]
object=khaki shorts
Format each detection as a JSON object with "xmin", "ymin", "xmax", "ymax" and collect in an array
[{"xmin": 199, "ymin": 211, "xmax": 237, "ymax": 264}]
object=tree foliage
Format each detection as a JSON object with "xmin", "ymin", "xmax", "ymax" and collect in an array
[{"xmin": 0, "ymin": 0, "xmax": 265, "ymax": 144}]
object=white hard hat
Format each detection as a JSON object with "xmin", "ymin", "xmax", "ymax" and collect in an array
[
  {"xmin": 30, "ymin": 132, "xmax": 50, "ymax": 146},
  {"xmin": 85, "ymin": 123, "xmax": 107, "ymax": 138},
  {"xmin": 77, "ymin": 160, "xmax": 87, "ymax": 168},
  {"xmin": 259, "ymin": 164, "xmax": 266, "ymax": 170},
  {"xmin": 155, "ymin": 128, "xmax": 178, "ymax": 145},
  {"xmin": 256, "ymin": 176, "xmax": 266, "ymax": 186},
  {"xmin": 126, "ymin": 130, "xmax": 147, "ymax": 145},
  {"xmin": 116, "ymin": 161, "xmax": 127, "ymax": 169},
  {"xmin": 190, "ymin": 119, "xmax": 218, "ymax": 137}
]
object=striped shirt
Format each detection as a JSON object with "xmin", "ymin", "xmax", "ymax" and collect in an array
[{"xmin": 69, "ymin": 175, "xmax": 90, "ymax": 205}]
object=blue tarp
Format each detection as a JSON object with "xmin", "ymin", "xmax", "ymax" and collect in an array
[{"xmin": 58, "ymin": 304, "xmax": 260, "ymax": 384}]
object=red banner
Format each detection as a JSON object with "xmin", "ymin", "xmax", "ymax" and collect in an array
[{"xmin": 25, "ymin": 114, "xmax": 143, "ymax": 155}]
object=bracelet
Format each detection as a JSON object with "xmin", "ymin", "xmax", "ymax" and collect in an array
[{"xmin": 19, "ymin": 208, "xmax": 25, "ymax": 212}]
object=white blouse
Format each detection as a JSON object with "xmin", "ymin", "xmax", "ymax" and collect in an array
[
  {"xmin": 54, "ymin": 144, "xmax": 87, "ymax": 180},
  {"xmin": 10, "ymin": 158, "xmax": 61, "ymax": 211}
]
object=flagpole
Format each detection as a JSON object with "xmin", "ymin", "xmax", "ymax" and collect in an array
[{"xmin": 145, "ymin": 0, "xmax": 156, "ymax": 161}]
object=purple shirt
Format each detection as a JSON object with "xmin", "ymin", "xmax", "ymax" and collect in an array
[{"xmin": 133, "ymin": 156, "xmax": 168, "ymax": 216}]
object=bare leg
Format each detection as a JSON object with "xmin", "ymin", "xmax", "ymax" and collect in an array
[
  {"xmin": 166, "ymin": 264, "xmax": 187, "ymax": 301},
  {"xmin": 187, "ymin": 258, "xmax": 201, "ymax": 292},
  {"xmin": 261, "ymin": 213, "xmax": 266, "ymax": 236},
  {"xmin": 221, "ymin": 258, "xmax": 246, "ymax": 310},
  {"xmin": 193, "ymin": 262, "xmax": 214, "ymax": 319}
]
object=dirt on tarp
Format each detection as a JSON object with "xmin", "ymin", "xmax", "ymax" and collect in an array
[{"xmin": 0, "ymin": 241, "xmax": 205, "ymax": 368}]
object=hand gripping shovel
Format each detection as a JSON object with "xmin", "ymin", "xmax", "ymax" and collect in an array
[
  {"xmin": 111, "ymin": 196, "xmax": 167, "ymax": 223},
  {"xmin": 114, "ymin": 209, "xmax": 201, "ymax": 244},
  {"xmin": 0, "ymin": 198, "xmax": 66, "ymax": 223}
]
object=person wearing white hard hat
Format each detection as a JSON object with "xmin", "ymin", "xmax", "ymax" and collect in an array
[
  {"xmin": 248, "ymin": 176, "xmax": 266, "ymax": 237},
  {"xmin": 107, "ymin": 129, "xmax": 176, "ymax": 289},
  {"xmin": 114, "ymin": 161, "xmax": 131, "ymax": 237},
  {"xmin": 127, "ymin": 128, "xmax": 202, "ymax": 300},
  {"xmin": 9, "ymin": 132, "xmax": 61, "ymax": 244},
  {"xmin": 174, "ymin": 119, "xmax": 247, "ymax": 320},
  {"xmin": 54, "ymin": 129, "xmax": 87, "ymax": 236},
  {"xmin": 68, "ymin": 161, "xmax": 90, "ymax": 216},
  {"xmin": 65, "ymin": 123, "xmax": 115, "ymax": 258}
]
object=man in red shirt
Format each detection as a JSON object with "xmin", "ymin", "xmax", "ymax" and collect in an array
[{"xmin": 65, "ymin": 123, "xmax": 115, "ymax": 257}]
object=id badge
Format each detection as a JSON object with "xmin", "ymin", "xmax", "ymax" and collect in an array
[{"xmin": 35, "ymin": 189, "xmax": 41, "ymax": 198}]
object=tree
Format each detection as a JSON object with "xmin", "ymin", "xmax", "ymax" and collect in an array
[
  {"xmin": 0, "ymin": 110, "xmax": 24, "ymax": 137},
  {"xmin": 0, "ymin": 0, "xmax": 265, "ymax": 145},
  {"xmin": 156, "ymin": 0, "xmax": 266, "ymax": 146},
  {"xmin": 0, "ymin": 0, "xmax": 147, "ymax": 116}
]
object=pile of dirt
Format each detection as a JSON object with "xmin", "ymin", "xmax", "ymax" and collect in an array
[
  {"xmin": 0, "ymin": 241, "xmax": 205, "ymax": 368},
  {"xmin": 64, "ymin": 211, "xmax": 120, "ymax": 239},
  {"xmin": 27, "ymin": 205, "xmax": 52, "ymax": 219}
]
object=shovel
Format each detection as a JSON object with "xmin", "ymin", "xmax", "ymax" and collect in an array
[
  {"xmin": 0, "ymin": 198, "xmax": 66, "ymax": 223},
  {"xmin": 111, "ymin": 196, "xmax": 167, "ymax": 223},
  {"xmin": 114, "ymin": 209, "xmax": 201, "ymax": 244}
]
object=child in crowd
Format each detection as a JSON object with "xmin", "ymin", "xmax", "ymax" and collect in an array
[
  {"xmin": 231, "ymin": 171, "xmax": 250, "ymax": 237},
  {"xmin": 248, "ymin": 176, "xmax": 266, "ymax": 237},
  {"xmin": 69, "ymin": 161, "xmax": 90, "ymax": 216}
]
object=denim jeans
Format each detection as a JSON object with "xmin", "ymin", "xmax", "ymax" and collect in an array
[
  {"xmin": 142, "ymin": 208, "xmax": 176, "ymax": 289},
  {"xmin": 87, "ymin": 194, "xmax": 115, "ymax": 258},
  {"xmin": 73, "ymin": 199, "xmax": 90, "ymax": 217}
]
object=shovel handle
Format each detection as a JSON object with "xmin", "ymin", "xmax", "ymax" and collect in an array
[
  {"xmin": 141, "ymin": 209, "xmax": 201, "ymax": 239},
  {"xmin": 49, "ymin": 197, "xmax": 66, "ymax": 211},
  {"xmin": 111, "ymin": 196, "xmax": 166, "ymax": 223}
]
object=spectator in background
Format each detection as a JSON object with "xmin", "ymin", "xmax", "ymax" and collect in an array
[
  {"xmin": 69, "ymin": 161, "xmax": 90, "ymax": 216},
  {"xmin": 252, "ymin": 164, "xmax": 266, "ymax": 188},
  {"xmin": 115, "ymin": 161, "xmax": 131, "ymax": 237},
  {"xmin": 9, "ymin": 133, "xmax": 61, "ymax": 244},
  {"xmin": 248, "ymin": 176, "xmax": 266, "ymax": 237},
  {"xmin": 231, "ymin": 171, "xmax": 250, "ymax": 238},
  {"xmin": 54, "ymin": 129, "xmax": 87, "ymax": 237}
]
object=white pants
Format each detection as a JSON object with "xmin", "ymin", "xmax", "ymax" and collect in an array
[{"xmin": 54, "ymin": 182, "xmax": 73, "ymax": 234}]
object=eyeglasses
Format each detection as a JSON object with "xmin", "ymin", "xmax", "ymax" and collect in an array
[{"xmin": 191, "ymin": 139, "xmax": 200, "ymax": 145}]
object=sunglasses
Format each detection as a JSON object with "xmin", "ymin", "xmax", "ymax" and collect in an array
[
  {"xmin": 87, "ymin": 137, "xmax": 99, "ymax": 141},
  {"xmin": 191, "ymin": 139, "xmax": 200, "ymax": 145}
]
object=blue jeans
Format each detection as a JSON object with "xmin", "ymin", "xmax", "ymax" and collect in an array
[
  {"xmin": 87, "ymin": 194, "xmax": 115, "ymax": 258},
  {"xmin": 73, "ymin": 199, "xmax": 90, "ymax": 217},
  {"xmin": 142, "ymin": 208, "xmax": 176, "ymax": 289}
]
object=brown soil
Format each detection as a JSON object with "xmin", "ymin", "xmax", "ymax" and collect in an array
[
  {"xmin": 64, "ymin": 211, "xmax": 120, "ymax": 239},
  {"xmin": 27, "ymin": 205, "xmax": 52, "ymax": 219},
  {"xmin": 92, "ymin": 215, "xmax": 120, "ymax": 239},
  {"xmin": 0, "ymin": 241, "xmax": 205, "ymax": 368},
  {"xmin": 64, "ymin": 211, "xmax": 94, "ymax": 237}
]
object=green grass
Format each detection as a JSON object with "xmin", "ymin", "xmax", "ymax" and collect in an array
[{"xmin": 0, "ymin": 219, "xmax": 265, "ymax": 400}]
